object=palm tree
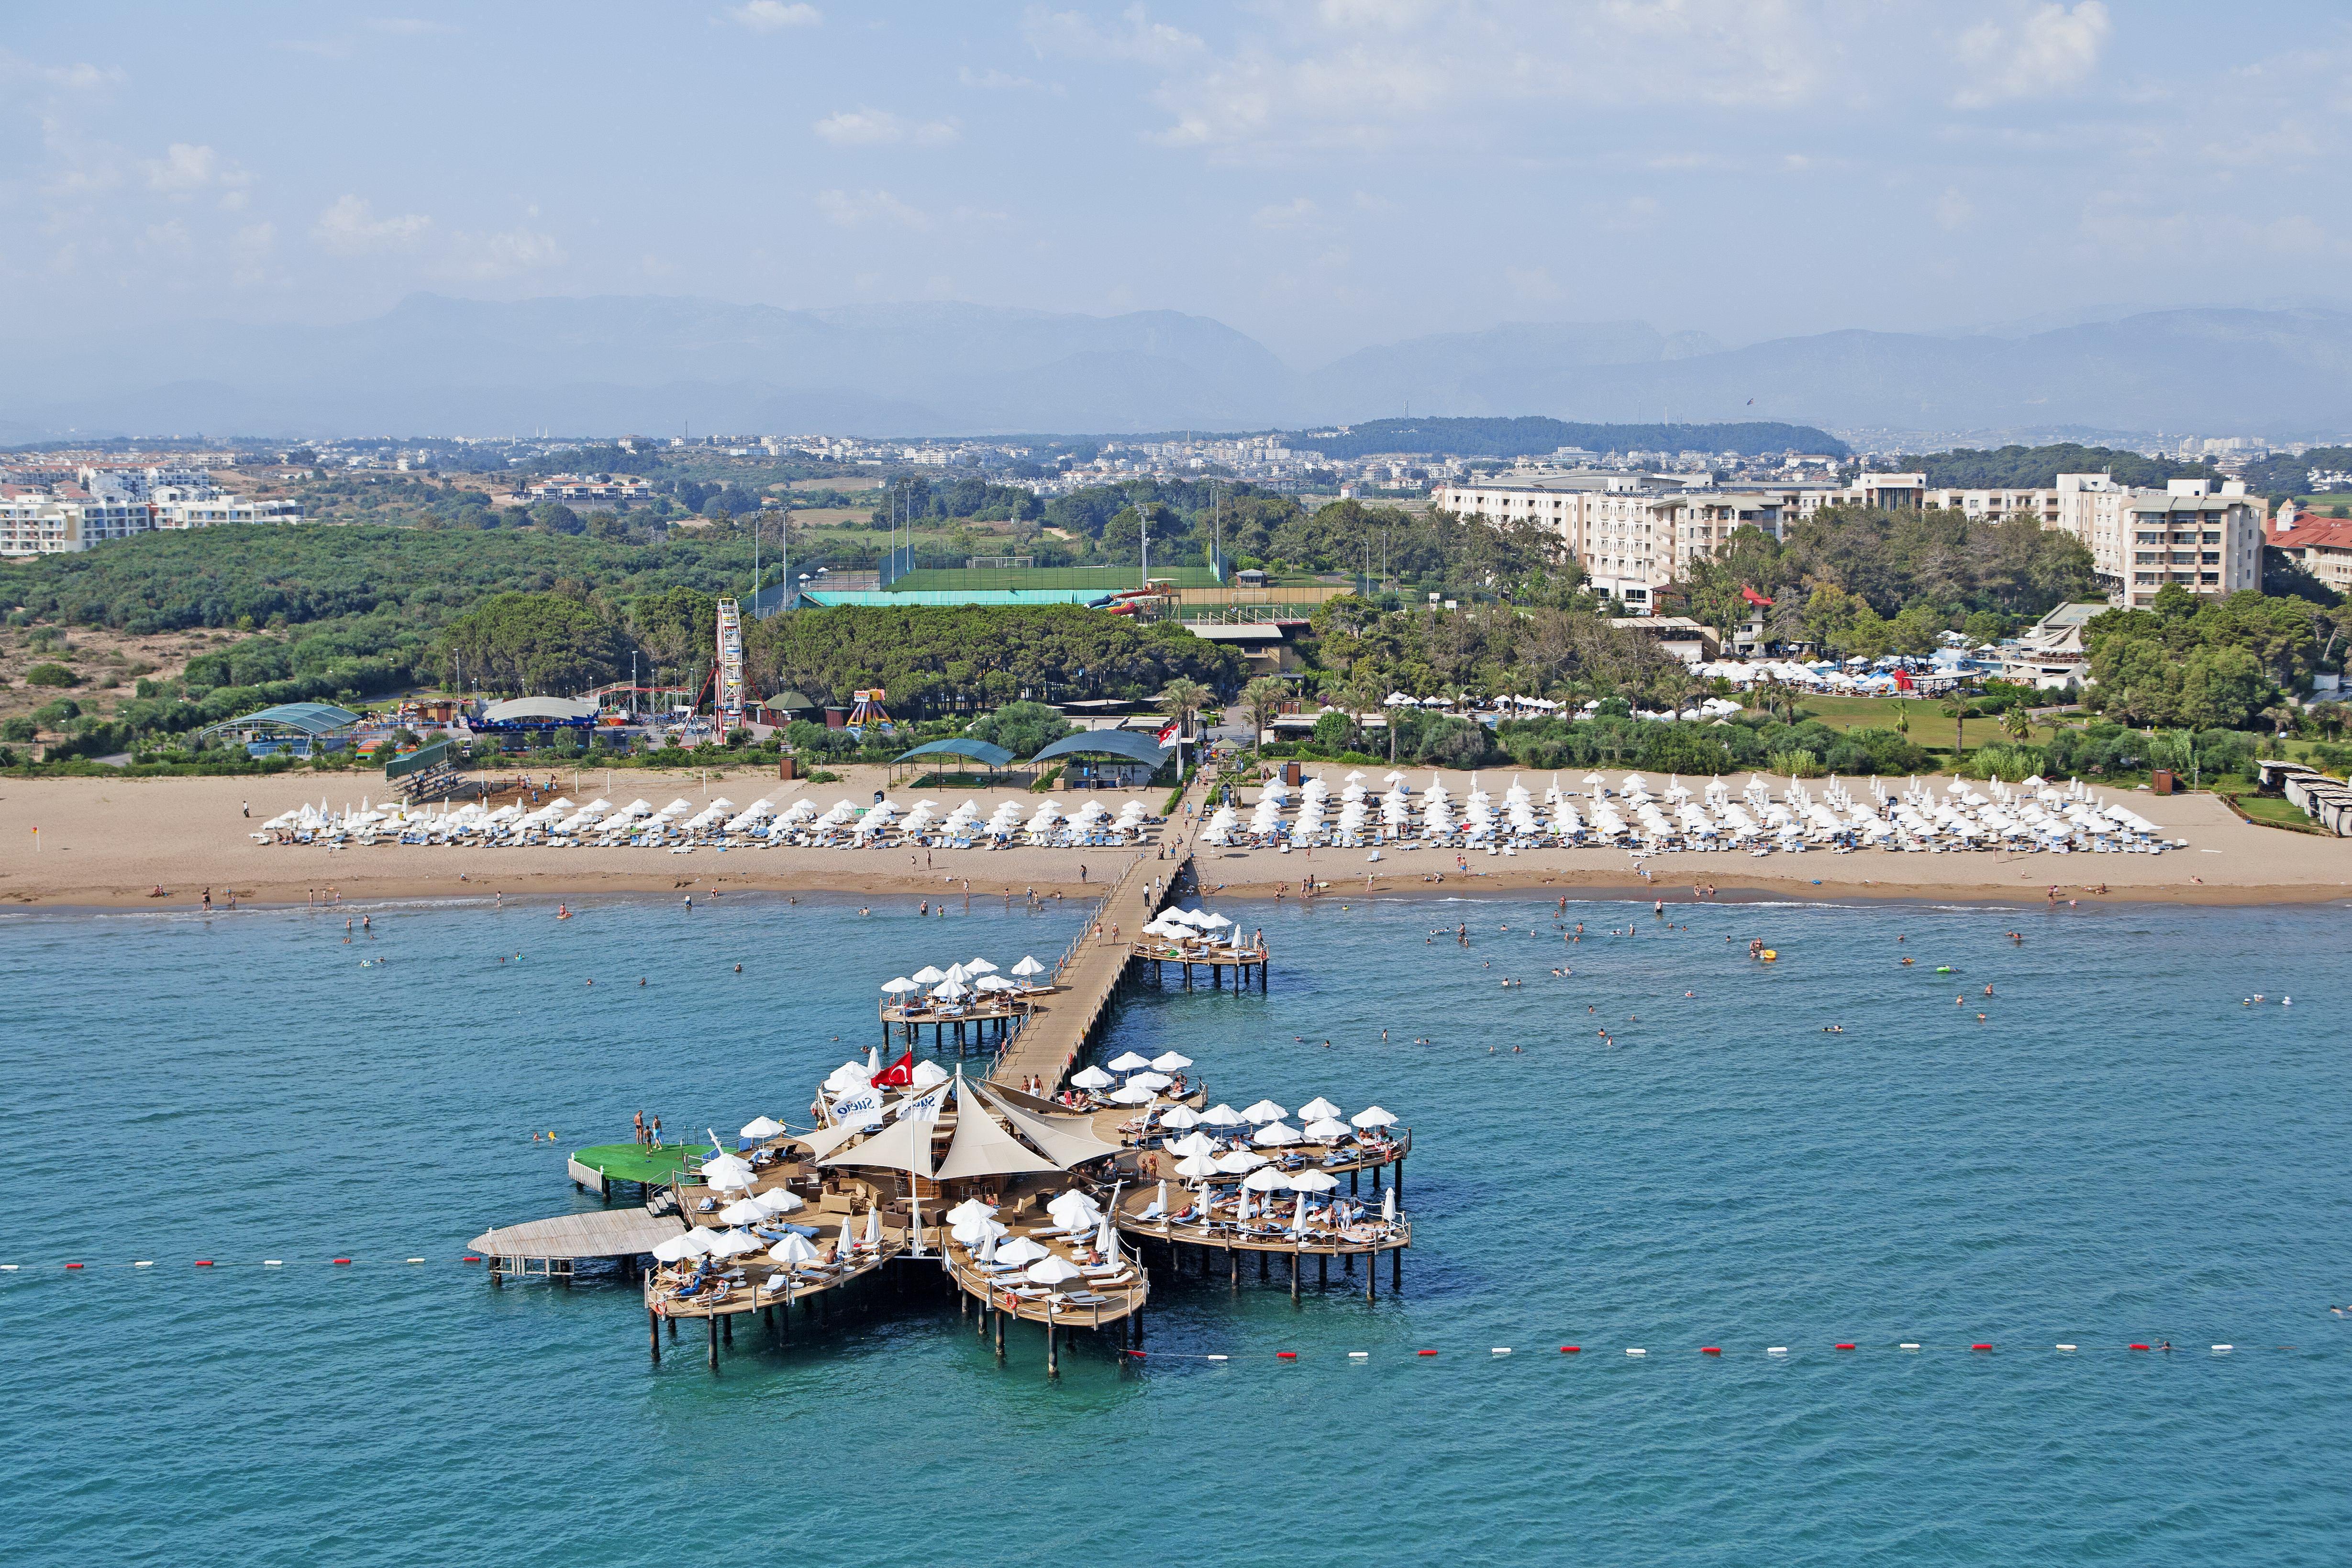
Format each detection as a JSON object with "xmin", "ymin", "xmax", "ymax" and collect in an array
[
  {"xmin": 1939, "ymin": 696, "xmax": 1969, "ymax": 758},
  {"xmin": 1241, "ymin": 676, "xmax": 1287, "ymax": 750},
  {"xmin": 2001, "ymin": 702, "xmax": 2033, "ymax": 743},
  {"xmin": 1157, "ymin": 677, "xmax": 1210, "ymax": 738},
  {"xmin": 1890, "ymin": 699, "xmax": 1911, "ymax": 741}
]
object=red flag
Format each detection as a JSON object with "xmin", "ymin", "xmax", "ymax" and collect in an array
[
  {"xmin": 871, "ymin": 1050, "xmax": 915, "ymax": 1088},
  {"xmin": 1155, "ymin": 717, "xmax": 1179, "ymax": 746}
]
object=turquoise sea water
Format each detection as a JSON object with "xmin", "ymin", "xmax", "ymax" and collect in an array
[{"xmin": 4, "ymin": 890, "xmax": 2349, "ymax": 1565}]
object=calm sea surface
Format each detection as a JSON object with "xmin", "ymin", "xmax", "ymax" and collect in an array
[{"xmin": 4, "ymin": 889, "xmax": 2349, "ymax": 1565}]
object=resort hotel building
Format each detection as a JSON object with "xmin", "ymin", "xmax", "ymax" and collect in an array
[
  {"xmin": 0, "ymin": 467, "xmax": 302, "ymax": 557},
  {"xmin": 1439, "ymin": 467, "xmax": 2263, "ymax": 612}
]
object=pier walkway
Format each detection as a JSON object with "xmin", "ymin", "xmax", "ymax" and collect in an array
[{"xmin": 988, "ymin": 777, "xmax": 1206, "ymax": 1093}]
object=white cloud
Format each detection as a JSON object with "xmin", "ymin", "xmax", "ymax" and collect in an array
[
  {"xmin": 727, "ymin": 2, "xmax": 821, "ymax": 31},
  {"xmin": 442, "ymin": 224, "xmax": 567, "ymax": 280},
  {"xmin": 0, "ymin": 52, "xmax": 124, "ymax": 91},
  {"xmin": 817, "ymin": 189, "xmax": 931, "ymax": 230},
  {"xmin": 961, "ymin": 66, "xmax": 1045, "ymax": 91},
  {"xmin": 814, "ymin": 108, "xmax": 958, "ymax": 146},
  {"xmin": 1025, "ymin": 4, "xmax": 1203, "ymax": 65},
  {"xmin": 1953, "ymin": 2, "xmax": 2111, "ymax": 108},
  {"xmin": 1253, "ymin": 196, "xmax": 1320, "ymax": 230},
  {"xmin": 312, "ymin": 194, "xmax": 433, "ymax": 256},
  {"xmin": 141, "ymin": 143, "xmax": 252, "ymax": 196}
]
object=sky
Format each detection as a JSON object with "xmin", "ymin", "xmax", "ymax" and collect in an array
[{"xmin": 6, "ymin": 1, "xmax": 2352, "ymax": 366}]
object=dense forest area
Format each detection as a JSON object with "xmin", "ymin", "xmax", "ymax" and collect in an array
[{"xmin": 1887, "ymin": 444, "xmax": 2222, "ymax": 489}]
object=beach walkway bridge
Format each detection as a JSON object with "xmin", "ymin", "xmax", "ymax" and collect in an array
[{"xmin": 987, "ymin": 777, "xmax": 1207, "ymax": 1093}]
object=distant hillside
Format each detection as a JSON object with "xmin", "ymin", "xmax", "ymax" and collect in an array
[
  {"xmin": 1297, "ymin": 416, "xmax": 1846, "ymax": 461},
  {"xmin": 8, "ymin": 296, "xmax": 2352, "ymax": 439}
]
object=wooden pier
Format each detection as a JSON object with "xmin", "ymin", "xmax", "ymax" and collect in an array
[
  {"xmin": 987, "ymin": 778, "xmax": 1210, "ymax": 1093},
  {"xmin": 879, "ymin": 994, "xmax": 1035, "ymax": 1056},
  {"xmin": 1131, "ymin": 940, "xmax": 1268, "ymax": 991}
]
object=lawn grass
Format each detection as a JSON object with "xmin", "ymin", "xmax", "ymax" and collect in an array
[{"xmin": 1790, "ymin": 694, "xmax": 2067, "ymax": 745}]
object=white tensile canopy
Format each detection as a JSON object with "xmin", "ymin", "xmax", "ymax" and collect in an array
[{"xmin": 932, "ymin": 1084, "xmax": 1060, "ymax": 1182}]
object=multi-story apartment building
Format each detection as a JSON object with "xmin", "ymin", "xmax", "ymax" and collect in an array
[
  {"xmin": 2053, "ymin": 475, "xmax": 2263, "ymax": 608},
  {"xmin": 1923, "ymin": 487, "xmax": 2063, "ymax": 524},
  {"xmin": 0, "ymin": 473, "xmax": 301, "ymax": 557}
]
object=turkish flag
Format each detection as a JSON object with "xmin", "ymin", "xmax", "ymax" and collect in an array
[
  {"xmin": 1155, "ymin": 718, "xmax": 1179, "ymax": 746},
  {"xmin": 871, "ymin": 1050, "xmax": 915, "ymax": 1089}
]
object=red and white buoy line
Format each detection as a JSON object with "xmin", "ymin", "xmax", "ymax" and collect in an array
[
  {"xmin": 4, "ymin": 1264, "xmax": 2327, "ymax": 1358},
  {"xmin": 1125, "ymin": 1339, "xmax": 2306, "ymax": 1362}
]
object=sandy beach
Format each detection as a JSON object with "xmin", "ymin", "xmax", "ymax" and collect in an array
[{"xmin": 1, "ymin": 762, "xmax": 2347, "ymax": 910}]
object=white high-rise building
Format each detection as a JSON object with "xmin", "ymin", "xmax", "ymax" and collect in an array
[{"xmin": 2053, "ymin": 475, "xmax": 2263, "ymax": 608}]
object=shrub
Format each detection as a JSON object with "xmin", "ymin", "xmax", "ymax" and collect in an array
[
  {"xmin": 24, "ymin": 662, "xmax": 79, "ymax": 687},
  {"xmin": 0, "ymin": 717, "xmax": 34, "ymax": 742},
  {"xmin": 1767, "ymin": 747, "xmax": 1823, "ymax": 778},
  {"xmin": 1958, "ymin": 744, "xmax": 2044, "ymax": 781},
  {"xmin": 30, "ymin": 699, "xmax": 80, "ymax": 728}
]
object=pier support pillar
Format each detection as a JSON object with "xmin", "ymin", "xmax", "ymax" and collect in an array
[
  {"xmin": 650, "ymin": 1310, "xmax": 661, "ymax": 1362},
  {"xmin": 1319, "ymin": 1254, "xmax": 1328, "ymax": 1289},
  {"xmin": 1290, "ymin": 1252, "xmax": 1299, "ymax": 1304},
  {"xmin": 707, "ymin": 1316, "xmax": 719, "ymax": 1370},
  {"xmin": 721, "ymin": 1312, "xmax": 732, "ymax": 1346},
  {"xmin": 995, "ymin": 1305, "xmax": 1006, "ymax": 1360},
  {"xmin": 1230, "ymin": 1246, "xmax": 1239, "ymax": 1291},
  {"xmin": 1393, "ymin": 1248, "xmax": 1401, "ymax": 1290},
  {"xmin": 1351, "ymin": 1168, "xmax": 1359, "ymax": 1195},
  {"xmin": 1259, "ymin": 1251, "xmax": 1268, "ymax": 1280},
  {"xmin": 666, "ymin": 1315, "xmax": 677, "ymax": 1340},
  {"xmin": 1047, "ymin": 1318, "xmax": 1058, "ymax": 1378},
  {"xmin": 1133, "ymin": 1306, "xmax": 1143, "ymax": 1346},
  {"xmin": 1367, "ymin": 1254, "xmax": 1376, "ymax": 1302}
]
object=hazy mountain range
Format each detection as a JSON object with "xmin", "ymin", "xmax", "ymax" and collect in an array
[{"xmin": 5, "ymin": 295, "xmax": 2350, "ymax": 443}]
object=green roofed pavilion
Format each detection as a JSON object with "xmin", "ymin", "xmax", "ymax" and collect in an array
[{"xmin": 894, "ymin": 737, "xmax": 1016, "ymax": 770}]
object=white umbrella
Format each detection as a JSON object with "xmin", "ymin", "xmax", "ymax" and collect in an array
[
  {"xmin": 1174, "ymin": 1152, "xmax": 1221, "ymax": 1178},
  {"xmin": 1070, "ymin": 1065, "xmax": 1115, "ymax": 1090},
  {"xmin": 862, "ymin": 1207, "xmax": 882, "ymax": 1250},
  {"xmin": 837, "ymin": 1216, "xmax": 857, "ymax": 1257},
  {"xmin": 944, "ymin": 1197, "xmax": 996, "ymax": 1225},
  {"xmin": 1047, "ymin": 1191, "xmax": 1103, "ymax": 1225},
  {"xmin": 1241, "ymin": 1166, "xmax": 1291, "ymax": 1192},
  {"xmin": 719, "ymin": 1199, "xmax": 768, "ymax": 1226},
  {"xmin": 1010, "ymin": 956, "xmax": 1047, "ymax": 977},
  {"xmin": 1109, "ymin": 1085, "xmax": 1156, "ymax": 1105},
  {"xmin": 952, "ymin": 1217, "xmax": 1009, "ymax": 1246},
  {"xmin": 994, "ymin": 1236, "xmax": 1050, "ymax": 1266},
  {"xmin": 651, "ymin": 1232, "xmax": 701, "ymax": 1263},
  {"xmin": 1158, "ymin": 1105, "xmax": 1204, "ymax": 1129},
  {"xmin": 1252, "ymin": 1121, "xmax": 1303, "ymax": 1146},
  {"xmin": 963, "ymin": 957, "xmax": 1000, "ymax": 974},
  {"xmin": 754, "ymin": 1188, "xmax": 805, "ymax": 1215},
  {"xmin": 1201, "ymin": 1103, "xmax": 1246, "ymax": 1127},
  {"xmin": 1302, "ymin": 1117, "xmax": 1350, "ymax": 1140},
  {"xmin": 708, "ymin": 1228, "xmax": 762, "ymax": 1258},
  {"xmin": 910, "ymin": 966, "xmax": 947, "ymax": 985},
  {"xmin": 1024, "ymin": 1256, "xmax": 1084, "ymax": 1287},
  {"xmin": 1297, "ymin": 1096, "xmax": 1343, "ymax": 1122},
  {"xmin": 768, "ymin": 1233, "xmax": 820, "ymax": 1265},
  {"xmin": 1149, "ymin": 1051, "xmax": 1194, "ymax": 1072},
  {"xmin": 1240, "ymin": 1099, "xmax": 1288, "ymax": 1123},
  {"xmin": 1382, "ymin": 1186, "xmax": 1397, "ymax": 1222},
  {"xmin": 740, "ymin": 1115, "xmax": 787, "ymax": 1139},
  {"xmin": 1289, "ymin": 1169, "xmax": 1339, "ymax": 1193},
  {"xmin": 1215, "ymin": 1148, "xmax": 1268, "ymax": 1173},
  {"xmin": 1105, "ymin": 1051, "xmax": 1154, "ymax": 1072},
  {"xmin": 1349, "ymin": 1106, "xmax": 1398, "ymax": 1129},
  {"xmin": 1169, "ymin": 1131, "xmax": 1220, "ymax": 1157},
  {"xmin": 1126, "ymin": 1070, "xmax": 1174, "ymax": 1091},
  {"xmin": 880, "ymin": 977, "xmax": 920, "ymax": 995}
]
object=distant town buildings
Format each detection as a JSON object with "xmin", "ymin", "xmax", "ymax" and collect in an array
[{"xmin": 0, "ymin": 464, "xmax": 300, "ymax": 556}]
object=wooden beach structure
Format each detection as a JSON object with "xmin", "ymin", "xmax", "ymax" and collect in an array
[{"xmin": 475, "ymin": 776, "xmax": 1422, "ymax": 1374}]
